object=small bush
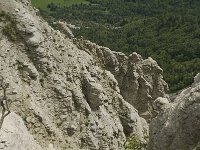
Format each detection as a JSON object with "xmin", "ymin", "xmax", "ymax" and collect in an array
[
  {"xmin": 0, "ymin": 11, "xmax": 6, "ymax": 18},
  {"xmin": 3, "ymin": 22, "xmax": 17, "ymax": 41},
  {"xmin": 0, "ymin": 11, "xmax": 12, "ymax": 22},
  {"xmin": 125, "ymin": 136, "xmax": 142, "ymax": 150},
  {"xmin": 0, "ymin": 11, "xmax": 17, "ymax": 41}
]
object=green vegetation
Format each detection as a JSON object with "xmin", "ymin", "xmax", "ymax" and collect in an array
[
  {"xmin": 0, "ymin": 11, "xmax": 17, "ymax": 41},
  {"xmin": 32, "ymin": 0, "xmax": 200, "ymax": 92},
  {"xmin": 31, "ymin": 0, "xmax": 89, "ymax": 10},
  {"xmin": 3, "ymin": 22, "xmax": 17, "ymax": 41},
  {"xmin": 125, "ymin": 135, "xmax": 146, "ymax": 150}
]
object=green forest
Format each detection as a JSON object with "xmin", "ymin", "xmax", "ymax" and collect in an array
[
  {"xmin": 31, "ymin": 0, "xmax": 200, "ymax": 92},
  {"xmin": 31, "ymin": 0, "xmax": 89, "ymax": 10}
]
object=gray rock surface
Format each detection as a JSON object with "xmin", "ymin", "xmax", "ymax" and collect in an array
[
  {"xmin": 73, "ymin": 39, "xmax": 168, "ymax": 120},
  {"xmin": 54, "ymin": 21, "xmax": 74, "ymax": 38},
  {"xmin": 148, "ymin": 74, "xmax": 200, "ymax": 150},
  {"xmin": 0, "ymin": 0, "xmax": 167, "ymax": 149}
]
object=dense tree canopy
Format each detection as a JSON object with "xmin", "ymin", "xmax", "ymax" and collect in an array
[{"xmin": 34, "ymin": 0, "xmax": 200, "ymax": 92}]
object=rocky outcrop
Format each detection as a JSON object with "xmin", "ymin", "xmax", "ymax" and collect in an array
[
  {"xmin": 73, "ymin": 39, "xmax": 168, "ymax": 120},
  {"xmin": 0, "ymin": 0, "xmax": 169, "ymax": 149},
  {"xmin": 53, "ymin": 21, "xmax": 74, "ymax": 38},
  {"xmin": 148, "ymin": 74, "xmax": 200, "ymax": 150},
  {"xmin": 2, "ymin": 0, "xmax": 199, "ymax": 150}
]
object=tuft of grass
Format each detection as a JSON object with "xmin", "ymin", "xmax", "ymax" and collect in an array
[
  {"xmin": 3, "ymin": 22, "xmax": 17, "ymax": 41},
  {"xmin": 0, "ymin": 11, "xmax": 6, "ymax": 18},
  {"xmin": 0, "ymin": 11, "xmax": 10, "ymax": 21},
  {"xmin": 124, "ymin": 128, "xmax": 149, "ymax": 150},
  {"xmin": 125, "ymin": 136, "xmax": 142, "ymax": 150},
  {"xmin": 0, "ymin": 11, "xmax": 18, "ymax": 41}
]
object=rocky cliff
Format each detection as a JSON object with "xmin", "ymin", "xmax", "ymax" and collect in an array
[
  {"xmin": 1, "ymin": 0, "xmax": 198, "ymax": 150},
  {"xmin": 0, "ymin": 0, "xmax": 167, "ymax": 149},
  {"xmin": 148, "ymin": 73, "xmax": 200, "ymax": 150}
]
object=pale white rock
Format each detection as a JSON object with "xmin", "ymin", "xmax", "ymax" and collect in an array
[
  {"xmin": 0, "ymin": 112, "xmax": 42, "ymax": 150},
  {"xmin": 153, "ymin": 97, "xmax": 169, "ymax": 110},
  {"xmin": 73, "ymin": 38, "xmax": 168, "ymax": 120}
]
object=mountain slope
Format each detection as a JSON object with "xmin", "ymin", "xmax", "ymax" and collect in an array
[
  {"xmin": 38, "ymin": 0, "xmax": 200, "ymax": 92},
  {"xmin": 0, "ymin": 0, "xmax": 167, "ymax": 149},
  {"xmin": 149, "ymin": 73, "xmax": 200, "ymax": 150}
]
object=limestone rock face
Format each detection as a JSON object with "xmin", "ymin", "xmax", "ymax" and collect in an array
[
  {"xmin": 0, "ymin": 0, "xmax": 167, "ymax": 149},
  {"xmin": 54, "ymin": 21, "xmax": 74, "ymax": 38},
  {"xmin": 73, "ymin": 39, "xmax": 168, "ymax": 120},
  {"xmin": 148, "ymin": 74, "xmax": 200, "ymax": 150}
]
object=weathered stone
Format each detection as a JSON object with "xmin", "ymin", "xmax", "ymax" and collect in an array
[
  {"xmin": 153, "ymin": 97, "xmax": 169, "ymax": 110},
  {"xmin": 55, "ymin": 21, "xmax": 74, "ymax": 38},
  {"xmin": 74, "ymin": 38, "xmax": 168, "ymax": 120},
  {"xmin": 0, "ymin": 0, "xmax": 167, "ymax": 149},
  {"xmin": 0, "ymin": 113, "xmax": 42, "ymax": 150},
  {"xmin": 148, "ymin": 74, "xmax": 200, "ymax": 150}
]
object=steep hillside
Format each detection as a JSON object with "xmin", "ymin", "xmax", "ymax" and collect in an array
[
  {"xmin": 149, "ymin": 73, "xmax": 200, "ymax": 150},
  {"xmin": 0, "ymin": 1, "xmax": 200, "ymax": 150},
  {"xmin": 0, "ymin": 0, "xmax": 168, "ymax": 149},
  {"xmin": 37, "ymin": 0, "xmax": 200, "ymax": 92}
]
